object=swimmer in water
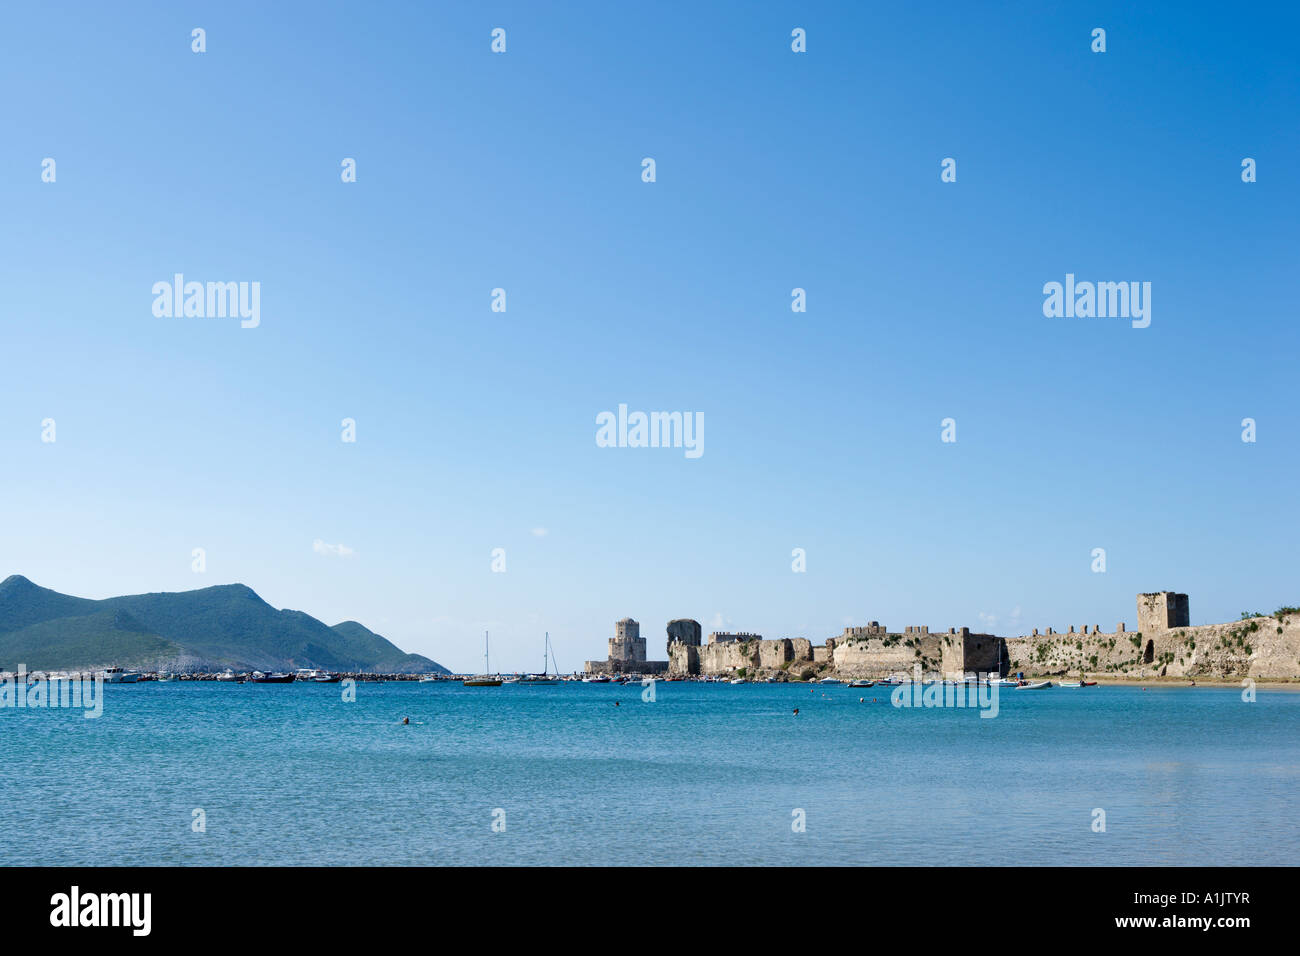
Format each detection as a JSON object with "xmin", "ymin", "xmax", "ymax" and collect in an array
[
  {"xmin": 615, "ymin": 701, "xmax": 620, "ymax": 707},
  {"xmin": 793, "ymin": 708, "xmax": 799, "ymax": 715},
  {"xmin": 402, "ymin": 717, "xmax": 409, "ymax": 725}
]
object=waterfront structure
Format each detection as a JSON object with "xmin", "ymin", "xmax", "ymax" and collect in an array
[
  {"xmin": 584, "ymin": 618, "xmax": 669, "ymax": 675},
  {"xmin": 1136, "ymin": 591, "xmax": 1190, "ymax": 634}
]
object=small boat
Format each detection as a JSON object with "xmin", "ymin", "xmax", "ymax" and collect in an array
[
  {"xmin": 582, "ymin": 676, "xmax": 611, "ymax": 683},
  {"xmin": 418, "ymin": 675, "xmax": 439, "ymax": 683},
  {"xmin": 463, "ymin": 630, "xmax": 502, "ymax": 686},
  {"xmin": 250, "ymin": 671, "xmax": 295, "ymax": 683},
  {"xmin": 729, "ymin": 677, "xmax": 746, "ymax": 684},
  {"xmin": 214, "ymin": 669, "xmax": 239, "ymax": 682},
  {"xmin": 1015, "ymin": 680, "xmax": 1053, "ymax": 690},
  {"xmin": 848, "ymin": 679, "xmax": 876, "ymax": 687},
  {"xmin": 102, "ymin": 666, "xmax": 141, "ymax": 684},
  {"xmin": 314, "ymin": 673, "xmax": 341, "ymax": 683},
  {"xmin": 818, "ymin": 677, "xmax": 845, "ymax": 685},
  {"xmin": 157, "ymin": 672, "xmax": 173, "ymax": 682},
  {"xmin": 1060, "ymin": 680, "xmax": 1097, "ymax": 687}
]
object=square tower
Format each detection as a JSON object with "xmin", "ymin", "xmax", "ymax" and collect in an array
[
  {"xmin": 1136, "ymin": 592, "xmax": 1189, "ymax": 633},
  {"xmin": 608, "ymin": 617, "xmax": 646, "ymax": 662}
]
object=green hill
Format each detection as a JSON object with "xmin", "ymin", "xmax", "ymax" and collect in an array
[{"xmin": 0, "ymin": 575, "xmax": 446, "ymax": 673}]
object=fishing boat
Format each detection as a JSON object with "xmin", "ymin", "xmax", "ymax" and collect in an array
[
  {"xmin": 464, "ymin": 631, "xmax": 503, "ymax": 686},
  {"xmin": 1015, "ymin": 680, "xmax": 1053, "ymax": 690},
  {"xmin": 102, "ymin": 666, "xmax": 141, "ymax": 684},
  {"xmin": 250, "ymin": 671, "xmax": 295, "ymax": 683}
]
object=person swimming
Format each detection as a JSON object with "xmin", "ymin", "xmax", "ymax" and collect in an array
[
  {"xmin": 793, "ymin": 708, "xmax": 799, "ymax": 715},
  {"xmin": 402, "ymin": 717, "xmax": 409, "ymax": 725}
]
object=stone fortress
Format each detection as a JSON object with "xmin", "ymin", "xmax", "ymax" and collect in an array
[
  {"xmin": 583, "ymin": 591, "xmax": 1300, "ymax": 681},
  {"xmin": 583, "ymin": 618, "xmax": 669, "ymax": 676}
]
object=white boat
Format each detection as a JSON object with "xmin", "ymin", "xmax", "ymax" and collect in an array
[
  {"xmin": 214, "ymin": 669, "xmax": 239, "ymax": 682},
  {"xmin": 1015, "ymin": 680, "xmax": 1053, "ymax": 690},
  {"xmin": 849, "ymin": 679, "xmax": 876, "ymax": 687},
  {"xmin": 818, "ymin": 677, "xmax": 844, "ymax": 685},
  {"xmin": 418, "ymin": 675, "xmax": 438, "ymax": 683},
  {"xmin": 102, "ymin": 666, "xmax": 141, "ymax": 684},
  {"xmin": 730, "ymin": 677, "xmax": 746, "ymax": 684}
]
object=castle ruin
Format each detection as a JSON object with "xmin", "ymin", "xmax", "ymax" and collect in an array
[{"xmin": 584, "ymin": 617, "xmax": 669, "ymax": 675}]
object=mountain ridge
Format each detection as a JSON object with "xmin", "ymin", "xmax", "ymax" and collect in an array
[{"xmin": 0, "ymin": 575, "xmax": 446, "ymax": 673}]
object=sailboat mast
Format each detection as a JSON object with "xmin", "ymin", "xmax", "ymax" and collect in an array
[
  {"xmin": 484, "ymin": 630, "xmax": 490, "ymax": 675},
  {"xmin": 544, "ymin": 631, "xmax": 549, "ymax": 675}
]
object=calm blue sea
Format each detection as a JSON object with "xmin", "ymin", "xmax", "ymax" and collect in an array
[{"xmin": 2, "ymin": 680, "xmax": 1297, "ymax": 866}]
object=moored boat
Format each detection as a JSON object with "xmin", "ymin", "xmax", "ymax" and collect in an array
[
  {"xmin": 848, "ymin": 679, "xmax": 876, "ymax": 687},
  {"xmin": 1015, "ymin": 680, "xmax": 1053, "ymax": 690},
  {"xmin": 463, "ymin": 630, "xmax": 502, "ymax": 686},
  {"xmin": 102, "ymin": 666, "xmax": 141, "ymax": 684}
]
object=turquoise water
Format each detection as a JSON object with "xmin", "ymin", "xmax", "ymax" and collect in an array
[{"xmin": 2, "ymin": 681, "xmax": 1297, "ymax": 865}]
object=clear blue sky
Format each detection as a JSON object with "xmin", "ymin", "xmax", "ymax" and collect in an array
[{"xmin": 2, "ymin": 2, "xmax": 1296, "ymax": 672}]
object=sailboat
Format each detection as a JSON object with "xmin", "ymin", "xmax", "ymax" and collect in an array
[
  {"xmin": 463, "ymin": 631, "xmax": 502, "ymax": 686},
  {"xmin": 515, "ymin": 632, "xmax": 562, "ymax": 684}
]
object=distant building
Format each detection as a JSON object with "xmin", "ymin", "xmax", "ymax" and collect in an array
[
  {"xmin": 1137, "ymin": 592, "xmax": 1190, "ymax": 634},
  {"xmin": 585, "ymin": 617, "xmax": 668, "ymax": 675}
]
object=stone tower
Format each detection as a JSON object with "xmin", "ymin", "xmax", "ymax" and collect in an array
[
  {"xmin": 608, "ymin": 617, "xmax": 646, "ymax": 662},
  {"xmin": 1136, "ymin": 592, "xmax": 1189, "ymax": 634},
  {"xmin": 666, "ymin": 619, "xmax": 702, "ymax": 653}
]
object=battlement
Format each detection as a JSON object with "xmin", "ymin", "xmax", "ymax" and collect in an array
[
  {"xmin": 708, "ymin": 631, "xmax": 762, "ymax": 644},
  {"xmin": 838, "ymin": 622, "xmax": 887, "ymax": 639}
]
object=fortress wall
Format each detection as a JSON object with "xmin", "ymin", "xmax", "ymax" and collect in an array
[
  {"xmin": 1006, "ymin": 614, "xmax": 1300, "ymax": 679},
  {"xmin": 832, "ymin": 633, "xmax": 946, "ymax": 677},
  {"xmin": 585, "ymin": 659, "xmax": 669, "ymax": 676},
  {"xmin": 758, "ymin": 639, "xmax": 793, "ymax": 669},
  {"xmin": 668, "ymin": 642, "xmax": 700, "ymax": 676}
]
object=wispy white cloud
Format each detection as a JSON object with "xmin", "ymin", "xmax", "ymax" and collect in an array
[
  {"xmin": 313, "ymin": 539, "xmax": 355, "ymax": 558},
  {"xmin": 530, "ymin": 527, "xmax": 548, "ymax": 538}
]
